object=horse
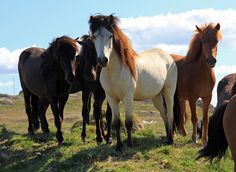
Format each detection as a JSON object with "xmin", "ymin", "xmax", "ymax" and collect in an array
[
  {"xmin": 197, "ymin": 73, "xmax": 236, "ymax": 171},
  {"xmin": 18, "ymin": 36, "xmax": 79, "ymax": 144},
  {"xmin": 171, "ymin": 23, "xmax": 222, "ymax": 144},
  {"xmin": 89, "ymin": 14, "xmax": 184, "ymax": 151},
  {"xmin": 75, "ymin": 35, "xmax": 112, "ymax": 144}
]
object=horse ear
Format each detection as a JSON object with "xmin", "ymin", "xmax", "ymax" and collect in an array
[
  {"xmin": 215, "ymin": 23, "xmax": 220, "ymax": 31},
  {"xmin": 196, "ymin": 25, "xmax": 202, "ymax": 32},
  {"xmin": 89, "ymin": 15, "xmax": 94, "ymax": 23},
  {"xmin": 75, "ymin": 37, "xmax": 84, "ymax": 45},
  {"xmin": 108, "ymin": 15, "xmax": 114, "ymax": 24}
]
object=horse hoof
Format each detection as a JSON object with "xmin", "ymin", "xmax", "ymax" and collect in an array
[
  {"xmin": 28, "ymin": 131, "xmax": 34, "ymax": 136},
  {"xmin": 127, "ymin": 140, "xmax": 134, "ymax": 147},
  {"xmin": 116, "ymin": 142, "xmax": 123, "ymax": 152},
  {"xmin": 42, "ymin": 128, "xmax": 50, "ymax": 133},
  {"xmin": 106, "ymin": 136, "xmax": 112, "ymax": 145},
  {"xmin": 96, "ymin": 137, "xmax": 103, "ymax": 143},
  {"xmin": 56, "ymin": 132, "xmax": 64, "ymax": 144},
  {"xmin": 167, "ymin": 138, "xmax": 174, "ymax": 145}
]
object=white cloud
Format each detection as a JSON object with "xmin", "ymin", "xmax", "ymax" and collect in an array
[
  {"xmin": 215, "ymin": 65, "xmax": 236, "ymax": 74},
  {"xmin": 0, "ymin": 46, "xmax": 36, "ymax": 74},
  {"xmin": 0, "ymin": 81, "xmax": 13, "ymax": 87},
  {"xmin": 120, "ymin": 8, "xmax": 236, "ymax": 52}
]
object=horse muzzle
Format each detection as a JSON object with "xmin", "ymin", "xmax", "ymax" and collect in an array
[
  {"xmin": 206, "ymin": 56, "xmax": 217, "ymax": 68},
  {"xmin": 98, "ymin": 57, "xmax": 108, "ymax": 67}
]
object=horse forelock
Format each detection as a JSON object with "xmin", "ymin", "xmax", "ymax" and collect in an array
[{"xmin": 89, "ymin": 14, "xmax": 137, "ymax": 80}]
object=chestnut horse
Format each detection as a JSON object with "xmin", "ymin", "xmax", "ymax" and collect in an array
[
  {"xmin": 18, "ymin": 36, "xmax": 78, "ymax": 144},
  {"xmin": 171, "ymin": 23, "xmax": 222, "ymax": 144},
  {"xmin": 197, "ymin": 73, "xmax": 236, "ymax": 171},
  {"xmin": 89, "ymin": 14, "xmax": 184, "ymax": 151}
]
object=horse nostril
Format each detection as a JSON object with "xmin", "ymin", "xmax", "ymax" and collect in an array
[{"xmin": 104, "ymin": 57, "xmax": 108, "ymax": 64}]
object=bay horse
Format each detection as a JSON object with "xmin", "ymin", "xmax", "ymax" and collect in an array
[
  {"xmin": 75, "ymin": 35, "xmax": 112, "ymax": 144},
  {"xmin": 197, "ymin": 73, "xmax": 236, "ymax": 171},
  {"xmin": 18, "ymin": 36, "xmax": 78, "ymax": 144},
  {"xmin": 171, "ymin": 23, "xmax": 222, "ymax": 144},
  {"xmin": 89, "ymin": 14, "xmax": 184, "ymax": 151}
]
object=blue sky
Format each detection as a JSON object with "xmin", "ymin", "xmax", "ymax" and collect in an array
[{"xmin": 0, "ymin": 0, "xmax": 236, "ymax": 105}]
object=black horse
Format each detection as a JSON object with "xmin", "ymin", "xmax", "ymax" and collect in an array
[
  {"xmin": 18, "ymin": 36, "xmax": 78, "ymax": 144},
  {"xmin": 197, "ymin": 73, "xmax": 236, "ymax": 163},
  {"xmin": 75, "ymin": 35, "xmax": 112, "ymax": 144}
]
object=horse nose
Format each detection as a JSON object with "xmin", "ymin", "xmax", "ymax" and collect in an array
[
  {"xmin": 207, "ymin": 57, "xmax": 217, "ymax": 68},
  {"xmin": 98, "ymin": 57, "xmax": 108, "ymax": 67}
]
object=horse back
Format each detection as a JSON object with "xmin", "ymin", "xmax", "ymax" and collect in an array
[
  {"xmin": 18, "ymin": 47, "xmax": 48, "ymax": 97},
  {"xmin": 217, "ymin": 73, "xmax": 236, "ymax": 105},
  {"xmin": 134, "ymin": 48, "xmax": 177, "ymax": 100}
]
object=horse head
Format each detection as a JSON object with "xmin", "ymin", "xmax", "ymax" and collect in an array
[
  {"xmin": 77, "ymin": 35, "xmax": 98, "ymax": 81},
  {"xmin": 196, "ymin": 23, "xmax": 222, "ymax": 68},
  {"xmin": 89, "ymin": 14, "xmax": 116, "ymax": 67},
  {"xmin": 53, "ymin": 36, "xmax": 78, "ymax": 84}
]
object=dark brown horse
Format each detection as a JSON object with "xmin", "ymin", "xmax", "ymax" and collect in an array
[
  {"xmin": 197, "ymin": 73, "xmax": 236, "ymax": 171},
  {"xmin": 75, "ymin": 35, "xmax": 112, "ymax": 144},
  {"xmin": 171, "ymin": 23, "xmax": 222, "ymax": 144},
  {"xmin": 18, "ymin": 36, "xmax": 78, "ymax": 144}
]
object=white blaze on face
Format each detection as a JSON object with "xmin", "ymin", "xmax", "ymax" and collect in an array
[{"xmin": 93, "ymin": 27, "xmax": 113, "ymax": 62}]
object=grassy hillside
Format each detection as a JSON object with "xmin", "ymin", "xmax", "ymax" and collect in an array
[{"xmin": 0, "ymin": 93, "xmax": 233, "ymax": 172}]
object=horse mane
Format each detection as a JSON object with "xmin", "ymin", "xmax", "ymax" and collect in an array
[
  {"xmin": 89, "ymin": 14, "xmax": 137, "ymax": 80},
  {"xmin": 186, "ymin": 23, "xmax": 222, "ymax": 61},
  {"xmin": 49, "ymin": 36, "xmax": 79, "ymax": 53}
]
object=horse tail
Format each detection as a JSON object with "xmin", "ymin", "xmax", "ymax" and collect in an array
[
  {"xmin": 197, "ymin": 102, "xmax": 228, "ymax": 161},
  {"xmin": 173, "ymin": 90, "xmax": 185, "ymax": 135}
]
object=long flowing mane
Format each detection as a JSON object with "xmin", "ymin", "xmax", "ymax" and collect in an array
[
  {"xmin": 89, "ymin": 15, "xmax": 137, "ymax": 80},
  {"xmin": 186, "ymin": 23, "xmax": 222, "ymax": 60}
]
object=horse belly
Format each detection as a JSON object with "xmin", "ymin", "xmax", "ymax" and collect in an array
[
  {"xmin": 134, "ymin": 73, "xmax": 165, "ymax": 100},
  {"xmin": 22, "ymin": 58, "xmax": 47, "ymax": 97}
]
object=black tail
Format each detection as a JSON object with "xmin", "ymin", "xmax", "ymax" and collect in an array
[
  {"xmin": 173, "ymin": 90, "xmax": 185, "ymax": 135},
  {"xmin": 197, "ymin": 102, "xmax": 228, "ymax": 161}
]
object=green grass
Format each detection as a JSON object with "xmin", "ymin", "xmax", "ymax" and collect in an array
[{"xmin": 0, "ymin": 93, "xmax": 233, "ymax": 171}]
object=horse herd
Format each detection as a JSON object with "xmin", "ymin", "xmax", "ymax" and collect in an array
[{"xmin": 17, "ymin": 14, "xmax": 235, "ymax": 169}]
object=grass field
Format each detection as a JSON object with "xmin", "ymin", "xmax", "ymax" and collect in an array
[{"xmin": 0, "ymin": 93, "xmax": 233, "ymax": 172}]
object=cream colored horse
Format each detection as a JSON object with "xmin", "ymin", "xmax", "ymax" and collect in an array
[{"xmin": 89, "ymin": 14, "xmax": 183, "ymax": 151}]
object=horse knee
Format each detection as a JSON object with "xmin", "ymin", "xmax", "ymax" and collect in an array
[{"xmin": 125, "ymin": 119, "xmax": 133, "ymax": 131}]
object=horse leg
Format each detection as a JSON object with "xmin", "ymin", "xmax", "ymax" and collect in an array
[
  {"xmin": 87, "ymin": 94, "xmax": 91, "ymax": 125},
  {"xmin": 123, "ymin": 95, "xmax": 134, "ymax": 147},
  {"xmin": 59, "ymin": 94, "xmax": 69, "ymax": 122},
  {"xmin": 106, "ymin": 95, "xmax": 122, "ymax": 151},
  {"xmin": 201, "ymin": 96, "xmax": 211, "ymax": 144},
  {"xmin": 23, "ymin": 90, "xmax": 34, "ymax": 134},
  {"xmin": 105, "ymin": 103, "xmax": 112, "ymax": 144},
  {"xmin": 93, "ymin": 93, "xmax": 104, "ymax": 143},
  {"xmin": 49, "ymin": 97, "xmax": 63, "ymax": 144},
  {"xmin": 162, "ymin": 88, "xmax": 175, "ymax": 144},
  {"xmin": 31, "ymin": 95, "xmax": 40, "ymax": 130},
  {"xmin": 179, "ymin": 99, "xmax": 187, "ymax": 136},
  {"xmin": 189, "ymin": 98, "xmax": 198, "ymax": 144},
  {"xmin": 152, "ymin": 94, "xmax": 169, "ymax": 141},
  {"xmin": 81, "ymin": 91, "xmax": 91, "ymax": 142},
  {"xmin": 38, "ymin": 99, "xmax": 49, "ymax": 133},
  {"xmin": 223, "ymin": 98, "xmax": 236, "ymax": 172}
]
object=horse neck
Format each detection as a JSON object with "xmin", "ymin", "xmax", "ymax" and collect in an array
[
  {"xmin": 105, "ymin": 49, "xmax": 123, "ymax": 75},
  {"xmin": 43, "ymin": 48, "xmax": 58, "ymax": 67}
]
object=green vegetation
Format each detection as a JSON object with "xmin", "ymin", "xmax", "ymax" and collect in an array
[{"xmin": 0, "ymin": 93, "xmax": 233, "ymax": 171}]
